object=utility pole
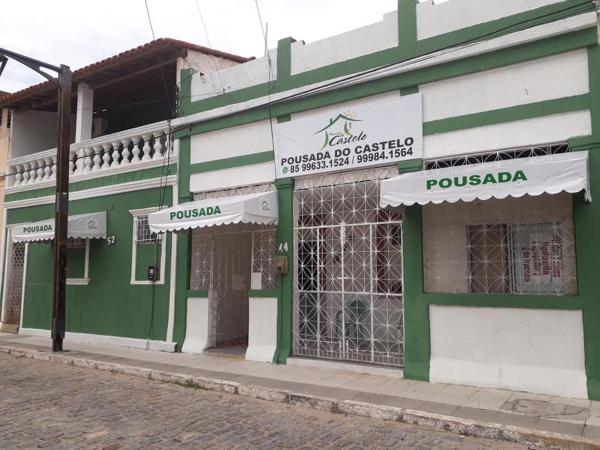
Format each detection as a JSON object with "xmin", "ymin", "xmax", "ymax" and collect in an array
[
  {"xmin": 52, "ymin": 66, "xmax": 71, "ymax": 352},
  {"xmin": 0, "ymin": 47, "xmax": 71, "ymax": 352}
]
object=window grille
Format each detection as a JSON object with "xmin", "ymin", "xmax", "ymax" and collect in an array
[
  {"xmin": 135, "ymin": 215, "xmax": 162, "ymax": 244},
  {"xmin": 252, "ymin": 229, "xmax": 277, "ymax": 290},
  {"xmin": 424, "ymin": 143, "xmax": 569, "ymax": 170},
  {"xmin": 190, "ymin": 226, "xmax": 277, "ymax": 292},
  {"xmin": 423, "ymin": 193, "xmax": 577, "ymax": 296},
  {"xmin": 130, "ymin": 210, "xmax": 165, "ymax": 284}
]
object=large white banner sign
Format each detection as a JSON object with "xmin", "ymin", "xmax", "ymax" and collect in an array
[{"xmin": 273, "ymin": 94, "xmax": 423, "ymax": 178}]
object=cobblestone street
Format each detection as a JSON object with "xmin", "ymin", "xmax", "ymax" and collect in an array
[{"xmin": 0, "ymin": 353, "xmax": 527, "ymax": 449}]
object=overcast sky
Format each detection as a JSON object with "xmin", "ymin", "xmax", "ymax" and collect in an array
[{"xmin": 0, "ymin": 0, "xmax": 398, "ymax": 93}]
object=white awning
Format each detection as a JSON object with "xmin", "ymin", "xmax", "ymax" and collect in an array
[
  {"xmin": 12, "ymin": 212, "xmax": 107, "ymax": 243},
  {"xmin": 148, "ymin": 191, "xmax": 278, "ymax": 233},
  {"xmin": 380, "ymin": 151, "xmax": 591, "ymax": 207}
]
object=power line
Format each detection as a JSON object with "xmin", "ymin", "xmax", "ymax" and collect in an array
[
  {"xmin": 4, "ymin": 0, "xmax": 592, "ymax": 183},
  {"xmin": 194, "ymin": 0, "xmax": 226, "ymax": 94},
  {"xmin": 144, "ymin": 0, "xmax": 156, "ymax": 40},
  {"xmin": 254, "ymin": 0, "xmax": 270, "ymax": 60},
  {"xmin": 253, "ymin": 0, "xmax": 277, "ymax": 175}
]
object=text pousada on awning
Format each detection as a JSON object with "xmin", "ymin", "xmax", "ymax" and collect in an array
[
  {"xmin": 12, "ymin": 212, "xmax": 107, "ymax": 243},
  {"xmin": 380, "ymin": 151, "xmax": 591, "ymax": 207},
  {"xmin": 148, "ymin": 191, "xmax": 278, "ymax": 233}
]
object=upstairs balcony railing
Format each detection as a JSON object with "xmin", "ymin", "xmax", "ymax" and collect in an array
[{"xmin": 5, "ymin": 120, "xmax": 175, "ymax": 190}]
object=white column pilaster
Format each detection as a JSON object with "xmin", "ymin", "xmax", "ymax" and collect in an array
[{"xmin": 75, "ymin": 83, "xmax": 94, "ymax": 142}]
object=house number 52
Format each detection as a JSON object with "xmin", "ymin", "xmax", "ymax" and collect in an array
[{"xmin": 106, "ymin": 236, "xmax": 116, "ymax": 246}]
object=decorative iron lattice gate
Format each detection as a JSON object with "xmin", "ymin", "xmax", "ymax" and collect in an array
[
  {"xmin": 293, "ymin": 180, "xmax": 405, "ymax": 367},
  {"xmin": 190, "ymin": 225, "xmax": 277, "ymax": 348},
  {"xmin": 3, "ymin": 240, "xmax": 25, "ymax": 325}
]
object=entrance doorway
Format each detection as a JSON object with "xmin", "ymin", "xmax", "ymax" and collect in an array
[
  {"xmin": 190, "ymin": 224, "xmax": 277, "ymax": 356},
  {"xmin": 1, "ymin": 236, "xmax": 26, "ymax": 332},
  {"xmin": 293, "ymin": 179, "xmax": 405, "ymax": 367}
]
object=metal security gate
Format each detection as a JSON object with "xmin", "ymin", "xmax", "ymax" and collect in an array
[
  {"xmin": 2, "ymin": 241, "xmax": 26, "ymax": 326},
  {"xmin": 190, "ymin": 224, "xmax": 277, "ymax": 348},
  {"xmin": 293, "ymin": 180, "xmax": 405, "ymax": 367}
]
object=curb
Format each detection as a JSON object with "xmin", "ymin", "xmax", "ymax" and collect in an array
[{"xmin": 1, "ymin": 345, "xmax": 598, "ymax": 450}]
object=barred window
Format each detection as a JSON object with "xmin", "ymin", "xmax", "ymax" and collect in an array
[
  {"xmin": 66, "ymin": 238, "xmax": 89, "ymax": 283},
  {"xmin": 135, "ymin": 215, "xmax": 162, "ymax": 244},
  {"xmin": 424, "ymin": 143, "xmax": 569, "ymax": 170},
  {"xmin": 423, "ymin": 193, "xmax": 577, "ymax": 296},
  {"xmin": 130, "ymin": 211, "xmax": 166, "ymax": 284}
]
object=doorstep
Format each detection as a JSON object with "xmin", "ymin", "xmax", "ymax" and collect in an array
[
  {"xmin": 286, "ymin": 356, "xmax": 403, "ymax": 377},
  {"xmin": 0, "ymin": 332, "xmax": 599, "ymax": 448}
]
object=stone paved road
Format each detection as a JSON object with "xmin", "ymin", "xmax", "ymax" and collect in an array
[{"xmin": 0, "ymin": 353, "xmax": 528, "ymax": 449}]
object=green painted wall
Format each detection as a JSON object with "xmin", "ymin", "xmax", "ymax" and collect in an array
[
  {"xmin": 8, "ymin": 187, "xmax": 173, "ymax": 342},
  {"xmin": 274, "ymin": 178, "xmax": 294, "ymax": 363}
]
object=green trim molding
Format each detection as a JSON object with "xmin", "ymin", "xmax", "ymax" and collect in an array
[
  {"xmin": 423, "ymin": 94, "xmax": 590, "ymax": 136},
  {"xmin": 249, "ymin": 289, "xmax": 278, "ymax": 298},
  {"xmin": 177, "ymin": 28, "xmax": 596, "ymax": 143},
  {"xmin": 179, "ymin": 0, "xmax": 594, "ymax": 118},
  {"xmin": 189, "ymin": 151, "xmax": 274, "ymax": 174},
  {"xmin": 186, "ymin": 290, "xmax": 208, "ymax": 298},
  {"xmin": 273, "ymin": 177, "xmax": 294, "ymax": 364}
]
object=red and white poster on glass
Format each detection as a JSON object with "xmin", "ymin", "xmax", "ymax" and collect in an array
[{"xmin": 513, "ymin": 223, "xmax": 564, "ymax": 295}]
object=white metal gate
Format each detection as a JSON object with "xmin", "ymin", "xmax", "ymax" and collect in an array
[
  {"xmin": 3, "ymin": 240, "xmax": 26, "ymax": 326},
  {"xmin": 190, "ymin": 225, "xmax": 277, "ymax": 347},
  {"xmin": 293, "ymin": 180, "xmax": 405, "ymax": 367}
]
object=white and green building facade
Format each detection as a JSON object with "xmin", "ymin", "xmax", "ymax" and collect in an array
[
  {"xmin": 3, "ymin": 1, "xmax": 600, "ymax": 401},
  {"xmin": 0, "ymin": 39, "xmax": 248, "ymax": 348}
]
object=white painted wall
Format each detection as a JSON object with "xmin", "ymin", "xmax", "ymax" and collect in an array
[
  {"xmin": 245, "ymin": 296, "xmax": 278, "ymax": 363},
  {"xmin": 421, "ymin": 50, "xmax": 589, "ymax": 122},
  {"xmin": 424, "ymin": 110, "xmax": 591, "ymax": 159},
  {"xmin": 189, "ymin": 162, "xmax": 276, "ymax": 193},
  {"xmin": 177, "ymin": 50, "xmax": 241, "ymax": 90},
  {"xmin": 429, "ymin": 305, "xmax": 588, "ymax": 398},
  {"xmin": 19, "ymin": 327, "xmax": 175, "ymax": 352},
  {"xmin": 290, "ymin": 90, "xmax": 401, "ymax": 121},
  {"xmin": 190, "ymin": 120, "xmax": 273, "ymax": 164},
  {"xmin": 11, "ymin": 110, "xmax": 57, "ymax": 158},
  {"xmin": 290, "ymin": 11, "xmax": 397, "ymax": 75},
  {"xmin": 416, "ymin": 0, "xmax": 565, "ymax": 40},
  {"xmin": 191, "ymin": 50, "xmax": 277, "ymax": 101},
  {"xmin": 182, "ymin": 296, "xmax": 211, "ymax": 354}
]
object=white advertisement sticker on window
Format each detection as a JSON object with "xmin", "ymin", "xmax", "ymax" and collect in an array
[
  {"xmin": 512, "ymin": 223, "xmax": 564, "ymax": 295},
  {"xmin": 273, "ymin": 94, "xmax": 423, "ymax": 178}
]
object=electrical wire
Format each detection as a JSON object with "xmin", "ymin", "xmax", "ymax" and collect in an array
[
  {"xmin": 194, "ymin": 0, "xmax": 226, "ymax": 94},
  {"xmin": 144, "ymin": 0, "xmax": 156, "ymax": 40},
  {"xmin": 4, "ymin": 0, "xmax": 592, "ymax": 183},
  {"xmin": 4, "ymin": 0, "xmax": 593, "ymax": 183},
  {"xmin": 156, "ymin": 0, "xmax": 592, "ymax": 135}
]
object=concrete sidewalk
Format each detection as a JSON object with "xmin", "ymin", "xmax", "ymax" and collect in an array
[{"xmin": 1, "ymin": 332, "xmax": 598, "ymax": 449}]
